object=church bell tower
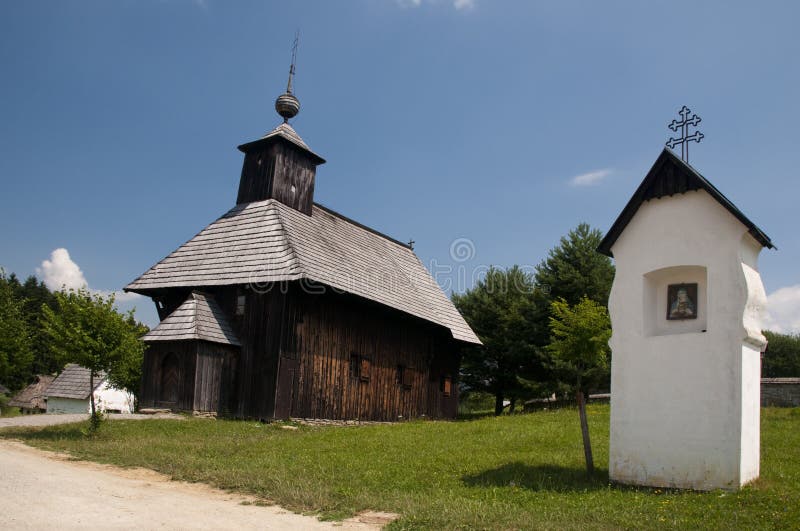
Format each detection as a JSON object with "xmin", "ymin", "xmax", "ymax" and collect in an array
[{"xmin": 235, "ymin": 38, "xmax": 325, "ymax": 214}]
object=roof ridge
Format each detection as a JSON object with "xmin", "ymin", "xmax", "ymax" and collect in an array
[
  {"xmin": 598, "ymin": 148, "xmax": 774, "ymax": 256},
  {"xmin": 270, "ymin": 201, "xmax": 306, "ymax": 281},
  {"xmin": 187, "ymin": 293, "xmax": 200, "ymax": 338}
]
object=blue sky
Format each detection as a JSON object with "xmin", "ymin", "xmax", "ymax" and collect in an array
[{"xmin": 1, "ymin": 0, "xmax": 798, "ymax": 332}]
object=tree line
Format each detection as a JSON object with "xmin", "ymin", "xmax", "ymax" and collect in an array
[
  {"xmin": 0, "ymin": 271, "xmax": 147, "ymax": 406},
  {"xmin": 452, "ymin": 222, "xmax": 800, "ymax": 416}
]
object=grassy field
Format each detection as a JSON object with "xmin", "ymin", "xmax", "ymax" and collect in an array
[{"xmin": 2, "ymin": 405, "xmax": 799, "ymax": 529}]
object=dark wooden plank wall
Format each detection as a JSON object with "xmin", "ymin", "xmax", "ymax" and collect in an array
[
  {"xmin": 216, "ymin": 285, "xmax": 286, "ymax": 420},
  {"xmin": 237, "ymin": 142, "xmax": 317, "ymax": 214},
  {"xmin": 140, "ymin": 341, "xmax": 197, "ymax": 411},
  {"xmin": 143, "ymin": 283, "xmax": 461, "ymax": 421},
  {"xmin": 194, "ymin": 342, "xmax": 226, "ymax": 413},
  {"xmin": 274, "ymin": 287, "xmax": 460, "ymax": 421}
]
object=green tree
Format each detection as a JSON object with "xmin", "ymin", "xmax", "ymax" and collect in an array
[
  {"xmin": 547, "ymin": 296, "xmax": 611, "ymax": 475},
  {"xmin": 453, "ymin": 266, "xmax": 541, "ymax": 415},
  {"xmin": 106, "ymin": 314, "xmax": 149, "ymax": 408},
  {"xmin": 0, "ymin": 271, "xmax": 34, "ymax": 391},
  {"xmin": 763, "ymin": 331, "xmax": 800, "ymax": 377},
  {"xmin": 533, "ymin": 223, "xmax": 615, "ymax": 391},
  {"xmin": 534, "ymin": 223, "xmax": 615, "ymax": 307},
  {"xmin": 14, "ymin": 275, "xmax": 60, "ymax": 377},
  {"xmin": 41, "ymin": 288, "xmax": 146, "ymax": 424}
]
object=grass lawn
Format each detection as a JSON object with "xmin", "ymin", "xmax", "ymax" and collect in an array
[{"xmin": 2, "ymin": 405, "xmax": 799, "ymax": 529}]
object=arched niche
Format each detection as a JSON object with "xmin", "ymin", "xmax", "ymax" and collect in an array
[{"xmin": 643, "ymin": 265, "xmax": 707, "ymax": 337}]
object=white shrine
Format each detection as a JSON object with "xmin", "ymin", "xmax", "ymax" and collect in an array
[{"xmin": 598, "ymin": 147, "xmax": 774, "ymax": 490}]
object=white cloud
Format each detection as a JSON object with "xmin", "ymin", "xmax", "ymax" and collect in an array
[
  {"xmin": 38, "ymin": 248, "xmax": 88, "ymax": 291},
  {"xmin": 37, "ymin": 248, "xmax": 142, "ymax": 304},
  {"xmin": 569, "ymin": 168, "xmax": 612, "ymax": 187},
  {"xmin": 453, "ymin": 0, "xmax": 475, "ymax": 10},
  {"xmin": 763, "ymin": 284, "xmax": 800, "ymax": 334}
]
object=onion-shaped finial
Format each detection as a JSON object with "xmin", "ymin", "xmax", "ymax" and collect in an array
[
  {"xmin": 275, "ymin": 31, "xmax": 301, "ymax": 123},
  {"xmin": 275, "ymin": 92, "xmax": 300, "ymax": 122}
]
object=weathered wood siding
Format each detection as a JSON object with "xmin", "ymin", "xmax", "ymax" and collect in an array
[
  {"xmin": 143, "ymin": 282, "xmax": 462, "ymax": 421},
  {"xmin": 237, "ymin": 141, "xmax": 317, "ymax": 214},
  {"xmin": 141, "ymin": 340, "xmax": 236, "ymax": 414},
  {"xmin": 140, "ymin": 341, "xmax": 196, "ymax": 411},
  {"xmin": 274, "ymin": 286, "xmax": 460, "ymax": 421},
  {"xmin": 214, "ymin": 286, "xmax": 286, "ymax": 420}
]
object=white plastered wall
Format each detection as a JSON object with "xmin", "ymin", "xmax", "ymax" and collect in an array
[
  {"xmin": 608, "ymin": 189, "xmax": 767, "ymax": 490},
  {"xmin": 46, "ymin": 381, "xmax": 134, "ymax": 415}
]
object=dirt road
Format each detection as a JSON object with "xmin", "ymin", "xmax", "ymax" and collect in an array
[{"xmin": 0, "ymin": 440, "xmax": 390, "ymax": 530}]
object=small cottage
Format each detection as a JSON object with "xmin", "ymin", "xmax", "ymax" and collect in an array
[
  {"xmin": 8, "ymin": 375, "xmax": 54, "ymax": 414},
  {"xmin": 46, "ymin": 364, "xmax": 134, "ymax": 415},
  {"xmin": 125, "ymin": 66, "xmax": 480, "ymax": 421}
]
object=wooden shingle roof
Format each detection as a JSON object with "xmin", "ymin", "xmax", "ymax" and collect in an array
[
  {"xmin": 126, "ymin": 199, "xmax": 480, "ymax": 344},
  {"xmin": 8, "ymin": 375, "xmax": 54, "ymax": 410},
  {"xmin": 598, "ymin": 148, "xmax": 775, "ymax": 257},
  {"xmin": 237, "ymin": 122, "xmax": 325, "ymax": 163},
  {"xmin": 142, "ymin": 291, "xmax": 241, "ymax": 346},
  {"xmin": 45, "ymin": 365, "xmax": 105, "ymax": 400}
]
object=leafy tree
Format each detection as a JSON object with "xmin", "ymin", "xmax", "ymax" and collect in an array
[
  {"xmin": 0, "ymin": 271, "xmax": 33, "ymax": 391},
  {"xmin": 106, "ymin": 314, "xmax": 149, "ymax": 407},
  {"xmin": 763, "ymin": 331, "xmax": 800, "ymax": 377},
  {"xmin": 41, "ymin": 288, "xmax": 146, "ymax": 424},
  {"xmin": 533, "ymin": 223, "xmax": 615, "ymax": 390},
  {"xmin": 547, "ymin": 296, "xmax": 611, "ymax": 475},
  {"xmin": 453, "ymin": 266, "xmax": 541, "ymax": 415}
]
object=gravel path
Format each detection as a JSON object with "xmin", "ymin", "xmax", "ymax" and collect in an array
[{"xmin": 0, "ymin": 417, "xmax": 397, "ymax": 530}]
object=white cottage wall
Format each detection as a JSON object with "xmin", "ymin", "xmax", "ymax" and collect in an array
[
  {"xmin": 46, "ymin": 381, "xmax": 134, "ymax": 415},
  {"xmin": 608, "ymin": 189, "xmax": 766, "ymax": 490}
]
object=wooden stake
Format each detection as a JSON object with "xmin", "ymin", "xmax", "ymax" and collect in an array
[{"xmin": 577, "ymin": 390, "xmax": 594, "ymax": 476}]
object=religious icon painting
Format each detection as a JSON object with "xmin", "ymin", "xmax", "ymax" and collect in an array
[{"xmin": 667, "ymin": 283, "xmax": 698, "ymax": 320}]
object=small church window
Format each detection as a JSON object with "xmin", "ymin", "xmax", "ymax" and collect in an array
[
  {"xmin": 349, "ymin": 354, "xmax": 370, "ymax": 382},
  {"xmin": 360, "ymin": 357, "xmax": 371, "ymax": 382},
  {"xmin": 397, "ymin": 365, "xmax": 412, "ymax": 389},
  {"xmin": 440, "ymin": 375, "xmax": 452, "ymax": 397},
  {"xmin": 236, "ymin": 294, "xmax": 246, "ymax": 316}
]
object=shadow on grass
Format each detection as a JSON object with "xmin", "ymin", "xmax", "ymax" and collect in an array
[{"xmin": 463, "ymin": 462, "xmax": 609, "ymax": 492}]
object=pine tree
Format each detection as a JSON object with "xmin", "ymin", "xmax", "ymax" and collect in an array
[
  {"xmin": 453, "ymin": 266, "xmax": 541, "ymax": 415},
  {"xmin": 0, "ymin": 271, "xmax": 33, "ymax": 391}
]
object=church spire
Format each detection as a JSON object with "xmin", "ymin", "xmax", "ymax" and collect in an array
[
  {"xmin": 236, "ymin": 32, "xmax": 324, "ymax": 213},
  {"xmin": 274, "ymin": 31, "xmax": 300, "ymax": 123}
]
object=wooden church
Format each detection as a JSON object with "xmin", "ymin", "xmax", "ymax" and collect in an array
[{"xmin": 125, "ymin": 62, "xmax": 480, "ymax": 421}]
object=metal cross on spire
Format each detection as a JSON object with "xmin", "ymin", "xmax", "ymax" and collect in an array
[
  {"xmin": 286, "ymin": 30, "xmax": 299, "ymax": 94},
  {"xmin": 666, "ymin": 105, "xmax": 704, "ymax": 163}
]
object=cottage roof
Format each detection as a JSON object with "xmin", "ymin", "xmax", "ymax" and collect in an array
[
  {"xmin": 598, "ymin": 148, "xmax": 775, "ymax": 257},
  {"xmin": 126, "ymin": 199, "xmax": 480, "ymax": 344},
  {"xmin": 142, "ymin": 291, "xmax": 241, "ymax": 346},
  {"xmin": 45, "ymin": 364, "xmax": 106, "ymax": 400},
  {"xmin": 8, "ymin": 375, "xmax": 55, "ymax": 410}
]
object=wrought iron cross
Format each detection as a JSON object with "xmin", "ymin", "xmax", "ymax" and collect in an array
[{"xmin": 666, "ymin": 105, "xmax": 704, "ymax": 163}]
